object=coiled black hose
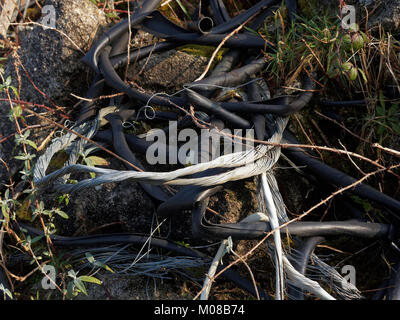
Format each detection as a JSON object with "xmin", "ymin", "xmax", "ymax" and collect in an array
[
  {"xmin": 209, "ymin": 0, "xmax": 279, "ymax": 34},
  {"xmin": 60, "ymin": 0, "xmax": 400, "ymax": 300},
  {"xmin": 16, "ymin": 223, "xmax": 270, "ymax": 300},
  {"xmin": 186, "ymin": 57, "xmax": 267, "ymax": 93},
  {"xmin": 208, "ymin": 0, "xmax": 230, "ymax": 24},
  {"xmin": 190, "ymin": 190, "xmax": 396, "ymax": 240},
  {"xmin": 81, "ymin": 0, "xmax": 163, "ymax": 73},
  {"xmin": 140, "ymin": 10, "xmax": 268, "ymax": 48},
  {"xmin": 282, "ymin": 131, "xmax": 400, "ymax": 214},
  {"xmin": 110, "ymin": 41, "xmax": 179, "ymax": 70},
  {"xmin": 104, "ymin": 111, "xmax": 171, "ymax": 202},
  {"xmin": 185, "ymin": 88, "xmax": 251, "ymax": 129},
  {"xmin": 76, "ymin": 74, "xmax": 105, "ymax": 124}
]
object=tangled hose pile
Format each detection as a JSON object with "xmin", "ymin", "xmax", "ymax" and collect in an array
[{"xmin": 5, "ymin": 0, "xmax": 398, "ymax": 300}]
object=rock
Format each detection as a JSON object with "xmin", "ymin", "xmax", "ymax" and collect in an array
[
  {"xmin": 0, "ymin": 0, "xmax": 107, "ymax": 187},
  {"xmin": 57, "ymin": 179, "xmax": 157, "ymax": 236},
  {"xmin": 274, "ymin": 165, "xmax": 317, "ymax": 215},
  {"xmin": 127, "ymin": 47, "xmax": 209, "ymax": 93},
  {"xmin": 5, "ymin": 0, "xmax": 107, "ymax": 104},
  {"xmin": 339, "ymin": 0, "xmax": 400, "ymax": 31},
  {"xmin": 77, "ymin": 275, "xmax": 188, "ymax": 300},
  {"xmin": 367, "ymin": 0, "xmax": 400, "ymax": 31}
]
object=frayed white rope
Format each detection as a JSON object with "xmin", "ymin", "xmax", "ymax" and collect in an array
[
  {"xmin": 261, "ymin": 172, "xmax": 285, "ymax": 300},
  {"xmin": 282, "ymin": 255, "xmax": 336, "ymax": 300},
  {"xmin": 33, "ymin": 117, "xmax": 100, "ymax": 183},
  {"xmin": 34, "ymin": 117, "xmax": 288, "ymax": 193}
]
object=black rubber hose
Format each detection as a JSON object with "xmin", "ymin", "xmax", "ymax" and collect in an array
[
  {"xmin": 81, "ymin": 0, "xmax": 163, "ymax": 73},
  {"xmin": 187, "ymin": 16, "xmax": 215, "ymax": 34},
  {"xmin": 79, "ymin": 42, "xmax": 180, "ymax": 124},
  {"xmin": 110, "ymin": 41, "xmax": 179, "ymax": 70},
  {"xmin": 185, "ymin": 88, "xmax": 251, "ymax": 129},
  {"xmin": 140, "ymin": 10, "xmax": 268, "ymax": 48},
  {"xmin": 17, "ymin": 223, "xmax": 270, "ymax": 300},
  {"xmin": 100, "ymin": 42, "xmax": 276, "ymax": 112},
  {"xmin": 320, "ymin": 100, "xmax": 367, "ymax": 107},
  {"xmin": 186, "ymin": 74, "xmax": 314, "ymax": 123},
  {"xmin": 209, "ymin": 0, "xmax": 230, "ymax": 24},
  {"xmin": 157, "ymin": 184, "xmax": 223, "ymax": 218},
  {"xmin": 94, "ymin": 112, "xmax": 211, "ymax": 157},
  {"xmin": 187, "ymin": 57, "xmax": 266, "ymax": 93},
  {"xmin": 195, "ymin": 49, "xmax": 242, "ymax": 98},
  {"xmin": 252, "ymin": 113, "xmax": 266, "ymax": 142},
  {"xmin": 209, "ymin": 0, "xmax": 279, "ymax": 34},
  {"xmin": 99, "ymin": 45, "xmax": 186, "ymax": 108},
  {"xmin": 157, "ymin": 118, "xmax": 227, "ymax": 217},
  {"xmin": 247, "ymin": 78, "xmax": 266, "ymax": 140},
  {"xmin": 191, "ymin": 191, "xmax": 395, "ymax": 240},
  {"xmin": 282, "ymin": 130, "xmax": 400, "ymax": 214},
  {"xmin": 95, "ymin": 129, "xmax": 150, "ymax": 155},
  {"xmin": 294, "ymin": 237, "xmax": 325, "ymax": 281},
  {"xmin": 104, "ymin": 112, "xmax": 171, "ymax": 202},
  {"xmin": 209, "ymin": 50, "xmax": 242, "ymax": 77},
  {"xmin": 285, "ymin": 0, "xmax": 298, "ymax": 22},
  {"xmin": 219, "ymin": 74, "xmax": 315, "ymax": 116},
  {"xmin": 288, "ymin": 236, "xmax": 325, "ymax": 300},
  {"xmin": 284, "ymin": 220, "xmax": 394, "ymax": 239},
  {"xmin": 76, "ymin": 74, "xmax": 105, "ymax": 124},
  {"xmin": 110, "ymin": 29, "xmax": 132, "ymax": 57},
  {"xmin": 221, "ymin": 95, "xmax": 294, "ymax": 110},
  {"xmin": 247, "ymin": 5, "xmax": 278, "ymax": 30}
]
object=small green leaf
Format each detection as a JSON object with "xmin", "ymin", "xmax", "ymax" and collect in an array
[
  {"xmin": 74, "ymin": 278, "xmax": 87, "ymax": 295},
  {"xmin": 357, "ymin": 68, "xmax": 368, "ymax": 83},
  {"xmin": 79, "ymin": 275, "xmax": 102, "ymax": 285},
  {"xmin": 25, "ymin": 140, "xmax": 37, "ymax": 150},
  {"xmin": 66, "ymin": 281, "xmax": 75, "ymax": 299},
  {"xmin": 30, "ymin": 235, "xmax": 43, "ymax": 244},
  {"xmin": 94, "ymin": 261, "xmax": 114, "ymax": 273},
  {"xmin": 86, "ymin": 156, "xmax": 109, "ymax": 167},
  {"xmin": 85, "ymin": 252, "xmax": 95, "ymax": 264},
  {"xmin": 54, "ymin": 209, "xmax": 69, "ymax": 219},
  {"xmin": 4, "ymin": 76, "xmax": 11, "ymax": 87}
]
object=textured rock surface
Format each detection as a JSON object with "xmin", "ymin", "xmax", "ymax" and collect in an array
[
  {"xmin": 0, "ymin": 0, "xmax": 107, "ymax": 186},
  {"xmin": 127, "ymin": 46, "xmax": 209, "ymax": 93},
  {"xmin": 341, "ymin": 0, "xmax": 400, "ymax": 31},
  {"xmin": 78, "ymin": 276, "xmax": 187, "ymax": 300},
  {"xmin": 368, "ymin": 0, "xmax": 400, "ymax": 31},
  {"xmin": 5, "ymin": 0, "xmax": 107, "ymax": 104}
]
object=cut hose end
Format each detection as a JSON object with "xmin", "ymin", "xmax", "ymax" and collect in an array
[{"xmin": 187, "ymin": 17, "xmax": 214, "ymax": 34}]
